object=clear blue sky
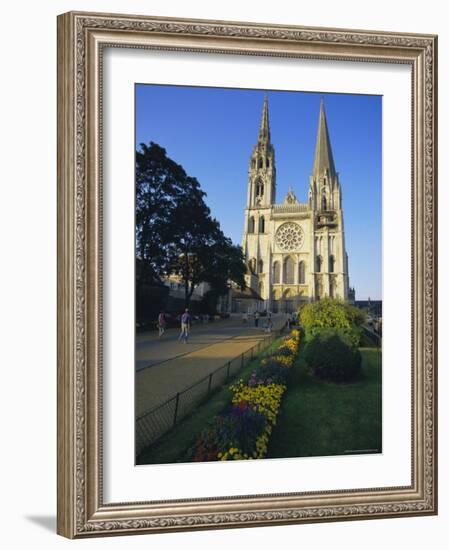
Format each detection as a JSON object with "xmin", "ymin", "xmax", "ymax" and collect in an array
[{"xmin": 135, "ymin": 84, "xmax": 382, "ymax": 300}]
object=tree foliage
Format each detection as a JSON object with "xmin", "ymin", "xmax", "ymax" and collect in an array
[
  {"xmin": 136, "ymin": 142, "xmax": 246, "ymax": 307},
  {"xmin": 299, "ymin": 297, "xmax": 366, "ymax": 346},
  {"xmin": 304, "ymin": 328, "xmax": 362, "ymax": 383},
  {"xmin": 136, "ymin": 142, "xmax": 189, "ymax": 282}
]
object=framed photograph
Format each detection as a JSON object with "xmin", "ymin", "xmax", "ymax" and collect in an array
[{"xmin": 57, "ymin": 11, "xmax": 438, "ymax": 538}]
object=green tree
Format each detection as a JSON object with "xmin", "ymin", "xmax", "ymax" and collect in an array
[
  {"xmin": 136, "ymin": 141, "xmax": 246, "ymax": 308},
  {"xmin": 170, "ymin": 201, "xmax": 246, "ymax": 308},
  {"xmin": 203, "ymin": 237, "xmax": 246, "ymax": 295},
  {"xmin": 136, "ymin": 142, "xmax": 191, "ymax": 283},
  {"xmin": 198, "ymin": 238, "xmax": 247, "ymax": 313},
  {"xmin": 168, "ymin": 176, "xmax": 217, "ymax": 306},
  {"xmin": 299, "ymin": 297, "xmax": 366, "ymax": 346}
]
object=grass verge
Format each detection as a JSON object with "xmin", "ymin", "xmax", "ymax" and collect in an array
[{"xmin": 267, "ymin": 347, "xmax": 382, "ymax": 459}]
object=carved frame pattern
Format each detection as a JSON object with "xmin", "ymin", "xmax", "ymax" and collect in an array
[{"xmin": 57, "ymin": 11, "xmax": 437, "ymax": 538}]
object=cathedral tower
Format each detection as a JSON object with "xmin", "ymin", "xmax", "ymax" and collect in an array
[
  {"xmin": 308, "ymin": 98, "xmax": 341, "ymax": 212},
  {"xmin": 236, "ymin": 96, "xmax": 352, "ymax": 315},
  {"xmin": 247, "ymin": 95, "xmax": 276, "ymax": 207},
  {"xmin": 308, "ymin": 99, "xmax": 349, "ymax": 300},
  {"xmin": 241, "ymin": 96, "xmax": 276, "ymax": 302}
]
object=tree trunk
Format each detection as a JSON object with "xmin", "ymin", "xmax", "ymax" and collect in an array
[{"xmin": 183, "ymin": 254, "xmax": 190, "ymax": 309}]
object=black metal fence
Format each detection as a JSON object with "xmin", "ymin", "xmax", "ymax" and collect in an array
[{"xmin": 136, "ymin": 325, "xmax": 286, "ymax": 458}]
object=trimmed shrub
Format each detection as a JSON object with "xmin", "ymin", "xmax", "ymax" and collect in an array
[
  {"xmin": 304, "ymin": 328, "xmax": 362, "ymax": 382},
  {"xmin": 299, "ymin": 297, "xmax": 365, "ymax": 347}
]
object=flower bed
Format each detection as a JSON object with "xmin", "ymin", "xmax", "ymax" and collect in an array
[{"xmin": 186, "ymin": 329, "xmax": 300, "ymax": 462}]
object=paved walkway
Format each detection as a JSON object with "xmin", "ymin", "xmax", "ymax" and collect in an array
[
  {"xmin": 135, "ymin": 315, "xmax": 285, "ymax": 417},
  {"xmin": 136, "ymin": 316, "xmax": 253, "ymax": 371}
]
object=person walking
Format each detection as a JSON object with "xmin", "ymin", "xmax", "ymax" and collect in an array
[
  {"xmin": 157, "ymin": 311, "xmax": 166, "ymax": 337},
  {"xmin": 265, "ymin": 316, "xmax": 273, "ymax": 333},
  {"xmin": 178, "ymin": 308, "xmax": 191, "ymax": 344},
  {"xmin": 254, "ymin": 310, "xmax": 260, "ymax": 328},
  {"xmin": 286, "ymin": 312, "xmax": 292, "ymax": 329}
]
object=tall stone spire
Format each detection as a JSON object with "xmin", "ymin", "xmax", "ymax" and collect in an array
[
  {"xmin": 309, "ymin": 99, "xmax": 341, "ymax": 212},
  {"xmin": 246, "ymin": 94, "xmax": 276, "ymax": 207},
  {"xmin": 312, "ymin": 98, "xmax": 336, "ymax": 179},
  {"xmin": 258, "ymin": 94, "xmax": 271, "ymax": 144}
]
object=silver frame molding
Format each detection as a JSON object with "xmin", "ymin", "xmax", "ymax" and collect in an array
[{"xmin": 57, "ymin": 11, "xmax": 438, "ymax": 538}]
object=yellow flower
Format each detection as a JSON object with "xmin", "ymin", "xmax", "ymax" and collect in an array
[{"xmin": 221, "ymin": 332, "xmax": 303, "ymax": 461}]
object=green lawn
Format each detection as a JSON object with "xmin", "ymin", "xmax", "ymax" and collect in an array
[
  {"xmin": 137, "ymin": 339, "xmax": 283, "ymax": 465},
  {"xmin": 267, "ymin": 347, "xmax": 382, "ymax": 459}
]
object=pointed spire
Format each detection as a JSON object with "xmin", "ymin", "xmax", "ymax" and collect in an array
[
  {"xmin": 258, "ymin": 94, "xmax": 271, "ymax": 143},
  {"xmin": 312, "ymin": 98, "xmax": 336, "ymax": 179}
]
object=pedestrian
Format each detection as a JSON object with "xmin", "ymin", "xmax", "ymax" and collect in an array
[
  {"xmin": 242, "ymin": 311, "xmax": 248, "ymax": 324},
  {"xmin": 286, "ymin": 312, "xmax": 292, "ymax": 329},
  {"xmin": 265, "ymin": 316, "xmax": 273, "ymax": 333},
  {"xmin": 157, "ymin": 311, "xmax": 166, "ymax": 337},
  {"xmin": 255, "ymin": 310, "xmax": 260, "ymax": 328},
  {"xmin": 178, "ymin": 308, "xmax": 191, "ymax": 344}
]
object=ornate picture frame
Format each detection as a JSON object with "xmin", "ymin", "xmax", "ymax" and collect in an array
[{"xmin": 57, "ymin": 11, "xmax": 437, "ymax": 538}]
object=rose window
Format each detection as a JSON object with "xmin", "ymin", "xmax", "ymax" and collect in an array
[{"xmin": 275, "ymin": 222, "xmax": 304, "ymax": 251}]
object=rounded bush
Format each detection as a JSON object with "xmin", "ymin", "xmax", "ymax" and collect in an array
[
  {"xmin": 304, "ymin": 328, "xmax": 361, "ymax": 382},
  {"xmin": 299, "ymin": 297, "xmax": 365, "ymax": 347}
]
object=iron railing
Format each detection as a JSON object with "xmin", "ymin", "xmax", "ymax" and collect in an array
[{"xmin": 136, "ymin": 324, "xmax": 286, "ymax": 457}]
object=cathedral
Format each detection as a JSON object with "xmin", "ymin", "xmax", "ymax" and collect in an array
[{"xmin": 238, "ymin": 96, "xmax": 355, "ymax": 314}]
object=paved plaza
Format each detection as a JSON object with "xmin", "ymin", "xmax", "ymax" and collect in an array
[{"xmin": 135, "ymin": 314, "xmax": 285, "ymax": 416}]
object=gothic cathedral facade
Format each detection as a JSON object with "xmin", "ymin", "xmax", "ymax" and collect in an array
[{"xmin": 241, "ymin": 96, "xmax": 354, "ymax": 313}]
